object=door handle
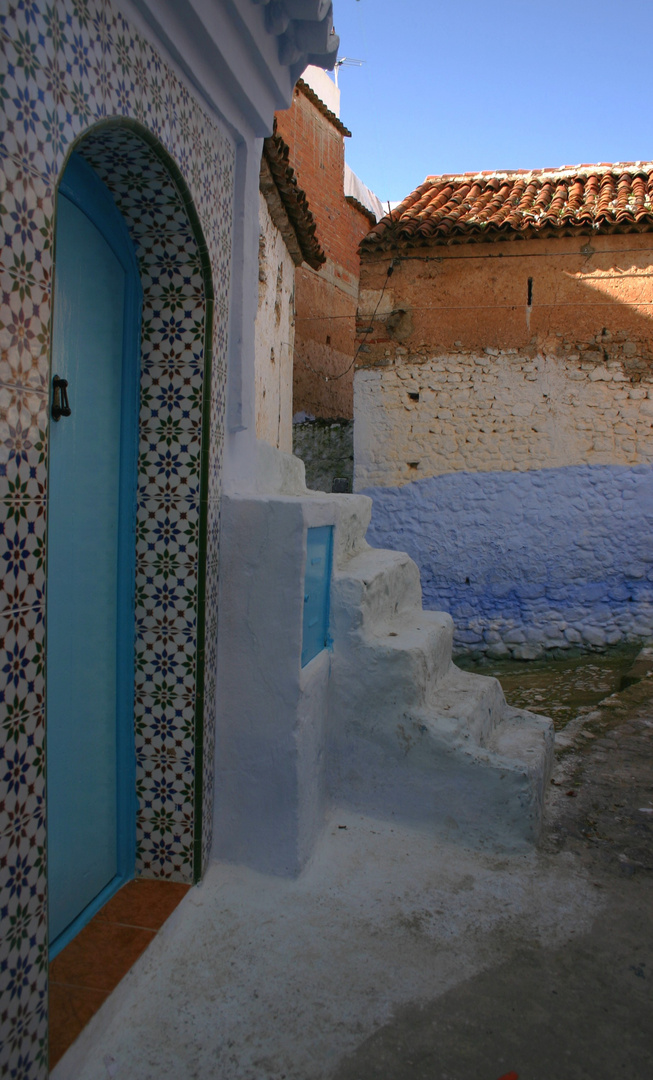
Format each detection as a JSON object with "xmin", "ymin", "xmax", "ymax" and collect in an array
[{"xmin": 52, "ymin": 375, "xmax": 71, "ymax": 421}]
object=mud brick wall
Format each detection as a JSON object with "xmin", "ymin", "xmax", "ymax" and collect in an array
[{"xmin": 355, "ymin": 234, "xmax": 653, "ymax": 656}]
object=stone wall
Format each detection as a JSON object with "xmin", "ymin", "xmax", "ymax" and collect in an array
[
  {"xmin": 355, "ymin": 346, "xmax": 653, "ymax": 490},
  {"xmin": 293, "ymin": 418, "xmax": 354, "ymax": 492},
  {"xmin": 255, "ymin": 192, "xmax": 295, "ymax": 453},
  {"xmin": 362, "ymin": 464, "xmax": 653, "ymax": 659},
  {"xmin": 355, "ymin": 233, "xmax": 653, "ymax": 655}
]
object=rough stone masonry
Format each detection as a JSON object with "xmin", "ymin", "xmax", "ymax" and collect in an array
[{"xmin": 355, "ymin": 208, "xmax": 653, "ymax": 658}]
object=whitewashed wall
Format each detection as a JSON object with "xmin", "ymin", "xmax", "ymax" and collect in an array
[
  {"xmin": 254, "ymin": 193, "xmax": 295, "ymax": 453},
  {"xmin": 355, "ymin": 348, "xmax": 653, "ymax": 490},
  {"xmin": 355, "ymin": 347, "xmax": 653, "ymax": 658}
]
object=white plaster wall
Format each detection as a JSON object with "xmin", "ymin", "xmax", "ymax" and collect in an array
[
  {"xmin": 214, "ymin": 478, "xmax": 367, "ymax": 876},
  {"xmin": 355, "ymin": 349, "xmax": 653, "ymax": 490},
  {"xmin": 254, "ymin": 192, "xmax": 295, "ymax": 453},
  {"xmin": 127, "ymin": 2, "xmax": 337, "ymax": 875},
  {"xmin": 354, "ymin": 349, "xmax": 653, "ymax": 657},
  {"xmin": 214, "ymin": 494, "xmax": 315, "ymax": 877},
  {"xmin": 302, "ymin": 63, "xmax": 340, "ymax": 116}
]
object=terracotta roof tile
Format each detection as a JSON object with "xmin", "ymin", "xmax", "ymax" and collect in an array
[
  {"xmin": 361, "ymin": 163, "xmax": 653, "ymax": 251},
  {"xmin": 261, "ymin": 124, "xmax": 326, "ymax": 270}
]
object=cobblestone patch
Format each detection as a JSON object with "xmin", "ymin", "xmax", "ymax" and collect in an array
[{"xmin": 544, "ymin": 660, "xmax": 653, "ymax": 879}]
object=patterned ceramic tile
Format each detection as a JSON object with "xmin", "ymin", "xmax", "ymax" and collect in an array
[
  {"xmin": 0, "ymin": 605, "xmax": 46, "ymax": 713},
  {"xmin": 1, "ymin": 0, "xmax": 234, "ymax": 1072},
  {"xmin": 0, "ymin": 776, "xmax": 46, "ymax": 851},
  {"xmin": 0, "ymin": 488, "xmax": 47, "ymax": 615},
  {"xmin": 0, "ymin": 387, "xmax": 48, "ymax": 466},
  {"xmin": 134, "ymin": 698, "xmax": 195, "ymax": 756},
  {"xmin": 135, "ymin": 501, "xmax": 200, "ymax": 563},
  {"xmin": 135, "ymin": 816, "xmax": 192, "ymax": 881}
]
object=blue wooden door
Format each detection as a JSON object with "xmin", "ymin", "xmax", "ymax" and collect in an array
[{"xmin": 47, "ymin": 154, "xmax": 141, "ymax": 953}]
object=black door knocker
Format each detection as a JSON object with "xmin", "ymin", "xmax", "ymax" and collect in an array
[{"xmin": 51, "ymin": 375, "xmax": 71, "ymax": 421}]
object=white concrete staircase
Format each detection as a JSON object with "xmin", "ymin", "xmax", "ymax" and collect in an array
[
  {"xmin": 215, "ymin": 447, "xmax": 554, "ymax": 877},
  {"xmin": 328, "ymin": 495, "xmax": 555, "ymax": 847}
]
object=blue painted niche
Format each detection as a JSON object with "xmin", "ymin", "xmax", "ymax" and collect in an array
[{"xmin": 302, "ymin": 526, "xmax": 333, "ymax": 667}]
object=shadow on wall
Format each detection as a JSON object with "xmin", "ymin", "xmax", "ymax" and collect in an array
[{"xmin": 293, "ymin": 417, "xmax": 354, "ymax": 492}]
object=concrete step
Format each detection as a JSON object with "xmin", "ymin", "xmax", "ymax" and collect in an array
[
  {"xmin": 488, "ymin": 704, "xmax": 556, "ymax": 767},
  {"xmin": 329, "ymin": 681, "xmax": 554, "ymax": 848},
  {"xmin": 329, "ymin": 493, "xmax": 374, "ymax": 569},
  {"xmin": 326, "ymin": 501, "xmax": 555, "ymax": 848},
  {"xmin": 426, "ymin": 665, "xmax": 506, "ymax": 742},
  {"xmin": 331, "ymin": 546, "xmax": 424, "ymax": 635},
  {"xmin": 332, "ymin": 609, "xmax": 454, "ymax": 712}
]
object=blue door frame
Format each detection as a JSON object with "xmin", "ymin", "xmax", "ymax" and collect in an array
[{"xmin": 47, "ymin": 152, "xmax": 142, "ymax": 957}]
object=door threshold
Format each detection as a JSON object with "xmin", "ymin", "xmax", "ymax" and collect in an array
[{"xmin": 49, "ymin": 878, "xmax": 190, "ymax": 1070}]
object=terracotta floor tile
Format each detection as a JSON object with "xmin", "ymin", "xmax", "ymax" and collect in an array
[
  {"xmin": 50, "ymin": 919, "xmax": 156, "ymax": 991},
  {"xmin": 97, "ymin": 878, "xmax": 190, "ymax": 930},
  {"xmin": 49, "ymin": 879, "xmax": 190, "ymax": 1065},
  {"xmin": 49, "ymin": 982, "xmax": 109, "ymax": 1069}
]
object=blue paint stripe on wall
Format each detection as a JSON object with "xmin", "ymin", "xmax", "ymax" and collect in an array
[{"xmin": 361, "ymin": 463, "xmax": 653, "ymax": 655}]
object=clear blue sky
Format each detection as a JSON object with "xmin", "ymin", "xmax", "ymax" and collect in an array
[{"xmin": 333, "ymin": 0, "xmax": 653, "ymax": 204}]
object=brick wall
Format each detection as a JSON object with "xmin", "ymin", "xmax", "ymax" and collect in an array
[
  {"xmin": 275, "ymin": 85, "xmax": 371, "ymax": 419},
  {"xmin": 356, "ymin": 233, "xmax": 653, "ymax": 486},
  {"xmin": 354, "ymin": 232, "xmax": 653, "ymax": 656}
]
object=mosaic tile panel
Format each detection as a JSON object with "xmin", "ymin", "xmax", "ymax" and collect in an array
[
  {"xmin": 1, "ymin": 1, "xmax": 235, "ymax": 1075},
  {"xmin": 77, "ymin": 127, "xmax": 208, "ymax": 882}
]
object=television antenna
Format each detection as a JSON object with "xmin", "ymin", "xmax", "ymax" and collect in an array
[{"xmin": 334, "ymin": 57, "xmax": 364, "ymax": 88}]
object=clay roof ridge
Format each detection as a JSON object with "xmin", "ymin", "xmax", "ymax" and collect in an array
[
  {"xmin": 424, "ymin": 162, "xmax": 653, "ymax": 184},
  {"xmin": 345, "ymin": 193, "xmax": 377, "ymax": 226},
  {"xmin": 261, "ymin": 127, "xmax": 326, "ymax": 270},
  {"xmin": 295, "ymin": 78, "xmax": 352, "ymax": 138}
]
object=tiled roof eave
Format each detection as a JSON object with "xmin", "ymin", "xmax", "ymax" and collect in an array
[
  {"xmin": 362, "ymin": 162, "xmax": 653, "ymax": 252},
  {"xmin": 261, "ymin": 130, "xmax": 325, "ymax": 270},
  {"xmin": 295, "ymin": 78, "xmax": 352, "ymax": 137},
  {"xmin": 360, "ymin": 218, "xmax": 653, "ymax": 253},
  {"xmin": 345, "ymin": 193, "xmax": 377, "ymax": 226}
]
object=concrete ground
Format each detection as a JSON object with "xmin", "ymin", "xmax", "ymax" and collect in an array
[{"xmin": 53, "ymin": 668, "xmax": 653, "ymax": 1080}]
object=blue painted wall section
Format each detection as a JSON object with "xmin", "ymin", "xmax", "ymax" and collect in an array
[{"xmin": 362, "ymin": 463, "xmax": 653, "ymax": 658}]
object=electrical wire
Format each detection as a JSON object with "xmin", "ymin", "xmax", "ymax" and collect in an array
[
  {"xmin": 387, "ymin": 245, "xmax": 653, "ymax": 262},
  {"xmin": 297, "ymin": 257, "xmax": 396, "ymax": 382},
  {"xmin": 296, "ymin": 298, "xmax": 653, "ymax": 322}
]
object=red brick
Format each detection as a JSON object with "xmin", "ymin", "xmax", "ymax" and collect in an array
[{"xmin": 275, "ymin": 85, "xmax": 371, "ymax": 418}]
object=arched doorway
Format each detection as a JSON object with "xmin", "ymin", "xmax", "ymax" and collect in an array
[
  {"xmin": 47, "ymin": 151, "xmax": 142, "ymax": 953},
  {"xmin": 46, "ymin": 122, "xmax": 215, "ymax": 955}
]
